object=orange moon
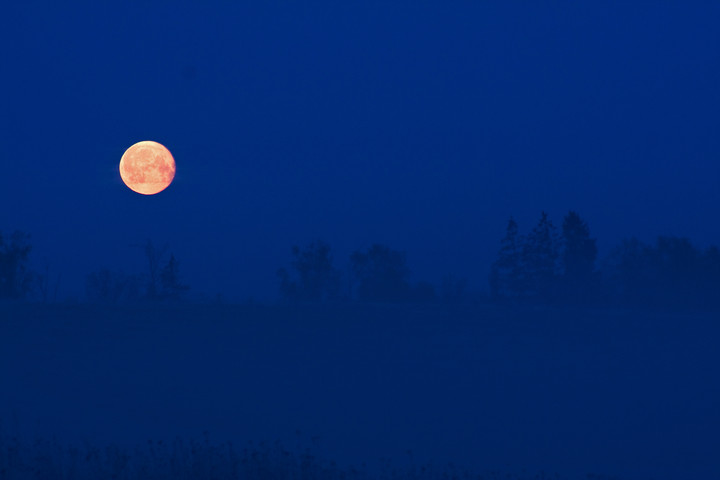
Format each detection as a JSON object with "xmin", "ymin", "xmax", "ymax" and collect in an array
[{"xmin": 119, "ymin": 141, "xmax": 176, "ymax": 195}]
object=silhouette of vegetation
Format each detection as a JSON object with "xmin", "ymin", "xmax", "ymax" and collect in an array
[
  {"xmin": 86, "ymin": 269, "xmax": 141, "ymax": 304},
  {"xmin": 350, "ymin": 244, "xmax": 411, "ymax": 302},
  {"xmin": 277, "ymin": 240, "xmax": 342, "ymax": 302},
  {"xmin": 85, "ymin": 241, "xmax": 187, "ymax": 304},
  {"xmin": 0, "ymin": 432, "xmax": 575, "ymax": 480},
  {"xmin": 491, "ymin": 213, "xmax": 562, "ymax": 303},
  {"xmin": 160, "ymin": 254, "xmax": 190, "ymax": 300},
  {"xmin": 0, "ymin": 230, "xmax": 33, "ymax": 299},
  {"xmin": 489, "ymin": 212, "xmax": 720, "ymax": 311},
  {"xmin": 278, "ymin": 242, "xmax": 437, "ymax": 304},
  {"xmin": 489, "ymin": 217, "xmax": 522, "ymax": 301},
  {"xmin": 522, "ymin": 211, "xmax": 561, "ymax": 302},
  {"xmin": 560, "ymin": 211, "xmax": 598, "ymax": 304},
  {"xmin": 602, "ymin": 236, "xmax": 720, "ymax": 310},
  {"xmin": 3, "ymin": 211, "xmax": 719, "ymax": 312},
  {"xmin": 36, "ymin": 260, "xmax": 62, "ymax": 303},
  {"xmin": 142, "ymin": 239, "xmax": 169, "ymax": 300}
]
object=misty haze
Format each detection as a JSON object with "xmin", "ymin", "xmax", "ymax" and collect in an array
[{"xmin": 2, "ymin": 2, "xmax": 720, "ymax": 480}]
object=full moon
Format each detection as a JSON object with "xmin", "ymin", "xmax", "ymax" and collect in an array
[{"xmin": 119, "ymin": 141, "xmax": 176, "ymax": 195}]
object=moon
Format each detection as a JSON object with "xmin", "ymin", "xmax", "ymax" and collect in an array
[{"xmin": 119, "ymin": 141, "xmax": 176, "ymax": 195}]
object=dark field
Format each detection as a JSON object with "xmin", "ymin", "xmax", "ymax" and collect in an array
[{"xmin": 1, "ymin": 302, "xmax": 718, "ymax": 479}]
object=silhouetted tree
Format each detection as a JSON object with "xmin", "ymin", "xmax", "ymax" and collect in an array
[
  {"xmin": 489, "ymin": 217, "xmax": 523, "ymax": 300},
  {"xmin": 560, "ymin": 211, "xmax": 598, "ymax": 304},
  {"xmin": 0, "ymin": 230, "xmax": 33, "ymax": 299},
  {"xmin": 521, "ymin": 212, "xmax": 560, "ymax": 302},
  {"xmin": 602, "ymin": 236, "xmax": 709, "ymax": 310},
  {"xmin": 277, "ymin": 240, "xmax": 341, "ymax": 302},
  {"xmin": 34, "ymin": 259, "xmax": 63, "ymax": 303},
  {"xmin": 142, "ymin": 239, "xmax": 168, "ymax": 299},
  {"xmin": 160, "ymin": 254, "xmax": 189, "ymax": 300},
  {"xmin": 86, "ymin": 269, "xmax": 141, "ymax": 304},
  {"xmin": 350, "ymin": 244, "xmax": 410, "ymax": 302}
]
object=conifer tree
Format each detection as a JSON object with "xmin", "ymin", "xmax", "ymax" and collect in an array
[
  {"xmin": 522, "ymin": 212, "xmax": 560, "ymax": 302},
  {"xmin": 562, "ymin": 211, "xmax": 597, "ymax": 279},
  {"xmin": 490, "ymin": 217, "xmax": 523, "ymax": 300},
  {"xmin": 561, "ymin": 211, "xmax": 598, "ymax": 303}
]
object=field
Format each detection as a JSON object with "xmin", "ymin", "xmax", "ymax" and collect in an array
[{"xmin": 1, "ymin": 302, "xmax": 718, "ymax": 479}]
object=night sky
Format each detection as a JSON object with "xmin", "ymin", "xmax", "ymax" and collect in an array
[{"xmin": 3, "ymin": 1, "xmax": 720, "ymax": 301}]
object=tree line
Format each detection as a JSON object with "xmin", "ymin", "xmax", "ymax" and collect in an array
[
  {"xmin": 489, "ymin": 211, "xmax": 598, "ymax": 305},
  {"xmin": 277, "ymin": 211, "xmax": 720, "ymax": 311},
  {"xmin": 0, "ymin": 233, "xmax": 188, "ymax": 304},
  {"xmin": 84, "ymin": 240, "xmax": 189, "ymax": 304},
  {"xmin": 277, "ymin": 242, "xmax": 443, "ymax": 304},
  {"xmin": 3, "ymin": 211, "xmax": 720, "ymax": 310},
  {"xmin": 490, "ymin": 210, "xmax": 720, "ymax": 310}
]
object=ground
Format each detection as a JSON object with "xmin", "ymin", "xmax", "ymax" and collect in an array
[{"xmin": 1, "ymin": 301, "xmax": 718, "ymax": 479}]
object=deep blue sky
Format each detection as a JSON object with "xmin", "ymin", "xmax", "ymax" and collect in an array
[{"xmin": 2, "ymin": 1, "xmax": 720, "ymax": 301}]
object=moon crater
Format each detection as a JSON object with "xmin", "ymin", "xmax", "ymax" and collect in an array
[{"xmin": 119, "ymin": 141, "xmax": 176, "ymax": 195}]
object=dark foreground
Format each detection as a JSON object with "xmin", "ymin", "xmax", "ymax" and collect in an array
[{"xmin": 1, "ymin": 302, "xmax": 718, "ymax": 479}]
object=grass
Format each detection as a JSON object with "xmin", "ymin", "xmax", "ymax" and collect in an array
[
  {"xmin": 0, "ymin": 431, "xmax": 621, "ymax": 480},
  {"xmin": 2, "ymin": 301, "xmax": 714, "ymax": 480}
]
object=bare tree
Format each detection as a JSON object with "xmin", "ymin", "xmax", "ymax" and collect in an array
[
  {"xmin": 133, "ymin": 239, "xmax": 169, "ymax": 300},
  {"xmin": 160, "ymin": 254, "xmax": 189, "ymax": 300},
  {"xmin": 86, "ymin": 269, "xmax": 141, "ymax": 304}
]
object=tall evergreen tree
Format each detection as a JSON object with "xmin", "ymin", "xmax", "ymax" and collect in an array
[
  {"xmin": 562, "ymin": 211, "xmax": 597, "ymax": 278},
  {"xmin": 561, "ymin": 211, "xmax": 598, "ymax": 303},
  {"xmin": 490, "ymin": 217, "xmax": 523, "ymax": 300},
  {"xmin": 522, "ymin": 212, "xmax": 560, "ymax": 302}
]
